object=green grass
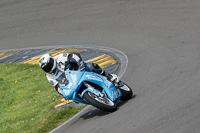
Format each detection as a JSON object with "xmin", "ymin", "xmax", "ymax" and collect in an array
[{"xmin": 0, "ymin": 63, "xmax": 85, "ymax": 133}]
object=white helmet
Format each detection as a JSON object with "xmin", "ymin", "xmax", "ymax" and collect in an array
[{"xmin": 39, "ymin": 54, "xmax": 56, "ymax": 73}]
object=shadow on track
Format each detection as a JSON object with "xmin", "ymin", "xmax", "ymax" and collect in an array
[
  {"xmin": 117, "ymin": 94, "xmax": 137, "ymax": 108},
  {"xmin": 80, "ymin": 108, "xmax": 110, "ymax": 120},
  {"xmin": 79, "ymin": 95, "xmax": 137, "ymax": 120}
]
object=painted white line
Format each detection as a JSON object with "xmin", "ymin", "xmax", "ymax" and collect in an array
[{"xmin": 49, "ymin": 105, "xmax": 92, "ymax": 133}]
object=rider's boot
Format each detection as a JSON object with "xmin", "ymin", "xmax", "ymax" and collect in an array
[
  {"xmin": 91, "ymin": 63, "xmax": 121, "ymax": 87},
  {"xmin": 100, "ymin": 70, "xmax": 120, "ymax": 87}
]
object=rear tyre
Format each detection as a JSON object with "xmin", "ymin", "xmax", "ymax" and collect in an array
[
  {"xmin": 118, "ymin": 81, "xmax": 133, "ymax": 101},
  {"xmin": 83, "ymin": 91, "xmax": 117, "ymax": 112}
]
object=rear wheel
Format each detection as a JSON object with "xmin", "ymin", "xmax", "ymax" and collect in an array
[
  {"xmin": 118, "ymin": 81, "xmax": 133, "ymax": 101},
  {"xmin": 83, "ymin": 91, "xmax": 117, "ymax": 112}
]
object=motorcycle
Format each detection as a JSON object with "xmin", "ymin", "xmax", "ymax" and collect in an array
[{"xmin": 58, "ymin": 67, "xmax": 133, "ymax": 112}]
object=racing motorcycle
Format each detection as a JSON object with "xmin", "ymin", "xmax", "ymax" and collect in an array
[{"xmin": 58, "ymin": 66, "xmax": 133, "ymax": 112}]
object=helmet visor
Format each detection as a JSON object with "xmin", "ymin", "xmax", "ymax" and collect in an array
[{"xmin": 42, "ymin": 58, "xmax": 54, "ymax": 73}]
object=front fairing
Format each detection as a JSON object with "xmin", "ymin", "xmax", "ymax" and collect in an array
[
  {"xmin": 60, "ymin": 69, "xmax": 85, "ymax": 100},
  {"xmin": 81, "ymin": 72, "xmax": 122, "ymax": 102},
  {"xmin": 60, "ymin": 69, "xmax": 121, "ymax": 102}
]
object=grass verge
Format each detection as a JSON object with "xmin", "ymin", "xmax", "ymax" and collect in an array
[{"xmin": 0, "ymin": 63, "xmax": 85, "ymax": 133}]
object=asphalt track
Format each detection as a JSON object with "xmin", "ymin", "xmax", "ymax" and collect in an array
[{"xmin": 1, "ymin": 0, "xmax": 200, "ymax": 133}]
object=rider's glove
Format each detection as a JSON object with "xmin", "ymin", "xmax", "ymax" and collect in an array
[
  {"xmin": 71, "ymin": 53, "xmax": 82, "ymax": 63},
  {"xmin": 78, "ymin": 61, "xmax": 85, "ymax": 71}
]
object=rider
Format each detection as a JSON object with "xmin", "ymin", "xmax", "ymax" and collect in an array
[{"xmin": 39, "ymin": 53, "xmax": 120, "ymax": 96}]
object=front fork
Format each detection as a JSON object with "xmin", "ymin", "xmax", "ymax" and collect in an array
[{"xmin": 80, "ymin": 82, "xmax": 104, "ymax": 98}]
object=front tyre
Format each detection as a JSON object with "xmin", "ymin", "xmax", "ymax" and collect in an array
[
  {"xmin": 118, "ymin": 81, "xmax": 133, "ymax": 101},
  {"xmin": 83, "ymin": 92, "xmax": 117, "ymax": 112}
]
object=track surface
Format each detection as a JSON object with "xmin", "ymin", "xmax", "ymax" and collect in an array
[{"xmin": 1, "ymin": 0, "xmax": 200, "ymax": 133}]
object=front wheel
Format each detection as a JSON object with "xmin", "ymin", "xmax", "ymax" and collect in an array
[
  {"xmin": 83, "ymin": 92, "xmax": 117, "ymax": 112},
  {"xmin": 118, "ymin": 81, "xmax": 133, "ymax": 101}
]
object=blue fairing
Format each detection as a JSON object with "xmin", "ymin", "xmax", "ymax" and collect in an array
[{"xmin": 60, "ymin": 69, "xmax": 122, "ymax": 104}]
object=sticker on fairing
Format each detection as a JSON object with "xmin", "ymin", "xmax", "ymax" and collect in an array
[
  {"xmin": 85, "ymin": 75, "xmax": 103, "ymax": 82},
  {"xmin": 68, "ymin": 82, "xmax": 73, "ymax": 89},
  {"xmin": 112, "ymin": 90, "xmax": 119, "ymax": 100},
  {"xmin": 105, "ymin": 80, "xmax": 112, "ymax": 87},
  {"xmin": 70, "ymin": 74, "xmax": 77, "ymax": 84},
  {"xmin": 63, "ymin": 89, "xmax": 71, "ymax": 96}
]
